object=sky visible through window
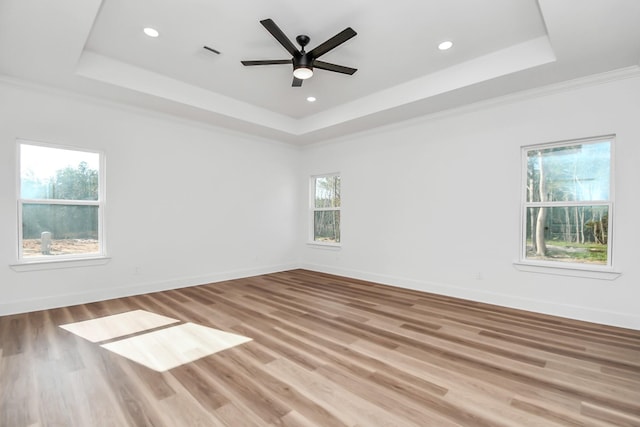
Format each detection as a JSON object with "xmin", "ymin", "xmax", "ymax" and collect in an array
[{"xmin": 20, "ymin": 143, "xmax": 99, "ymax": 182}]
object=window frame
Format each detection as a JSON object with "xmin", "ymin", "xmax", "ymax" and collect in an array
[
  {"xmin": 15, "ymin": 139, "xmax": 107, "ymax": 265},
  {"xmin": 309, "ymin": 172, "xmax": 341, "ymax": 247},
  {"xmin": 518, "ymin": 135, "xmax": 615, "ymax": 274}
]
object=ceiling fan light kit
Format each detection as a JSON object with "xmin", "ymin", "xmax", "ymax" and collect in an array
[
  {"xmin": 241, "ymin": 18, "xmax": 357, "ymax": 87},
  {"xmin": 293, "ymin": 66, "xmax": 313, "ymax": 80}
]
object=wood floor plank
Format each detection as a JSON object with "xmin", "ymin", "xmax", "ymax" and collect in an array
[
  {"xmin": 1, "ymin": 269, "xmax": 639, "ymax": 426},
  {"xmin": 219, "ymin": 349, "xmax": 350, "ymax": 427},
  {"xmin": 67, "ymin": 368, "xmax": 131, "ymax": 427},
  {"xmin": 265, "ymin": 357, "xmax": 430, "ymax": 427},
  {"xmin": 581, "ymin": 401, "xmax": 640, "ymax": 427}
]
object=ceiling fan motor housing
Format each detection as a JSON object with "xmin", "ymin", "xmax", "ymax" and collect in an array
[{"xmin": 294, "ymin": 52, "xmax": 313, "ymax": 71}]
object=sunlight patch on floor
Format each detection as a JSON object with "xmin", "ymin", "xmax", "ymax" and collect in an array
[
  {"xmin": 60, "ymin": 310, "xmax": 252, "ymax": 371},
  {"xmin": 101, "ymin": 322, "xmax": 252, "ymax": 371},
  {"xmin": 59, "ymin": 309, "xmax": 179, "ymax": 342}
]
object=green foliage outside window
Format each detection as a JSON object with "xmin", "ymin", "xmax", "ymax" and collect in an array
[
  {"xmin": 20, "ymin": 143, "xmax": 102, "ymax": 258},
  {"xmin": 524, "ymin": 139, "xmax": 612, "ymax": 265},
  {"xmin": 313, "ymin": 175, "xmax": 341, "ymax": 243}
]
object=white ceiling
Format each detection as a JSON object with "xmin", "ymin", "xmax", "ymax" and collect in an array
[{"xmin": 0, "ymin": 0, "xmax": 639, "ymax": 144}]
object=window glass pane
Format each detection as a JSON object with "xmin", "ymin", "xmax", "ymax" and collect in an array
[
  {"xmin": 21, "ymin": 144, "xmax": 99, "ymax": 200},
  {"xmin": 526, "ymin": 141, "xmax": 610, "ymax": 202},
  {"xmin": 314, "ymin": 210, "xmax": 341, "ymax": 243},
  {"xmin": 22, "ymin": 204, "xmax": 99, "ymax": 257},
  {"xmin": 315, "ymin": 176, "xmax": 340, "ymax": 208},
  {"xmin": 524, "ymin": 205, "xmax": 608, "ymax": 265}
]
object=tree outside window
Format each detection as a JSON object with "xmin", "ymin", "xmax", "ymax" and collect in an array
[
  {"xmin": 522, "ymin": 136, "xmax": 613, "ymax": 267},
  {"xmin": 19, "ymin": 141, "xmax": 104, "ymax": 259},
  {"xmin": 311, "ymin": 174, "xmax": 340, "ymax": 244}
]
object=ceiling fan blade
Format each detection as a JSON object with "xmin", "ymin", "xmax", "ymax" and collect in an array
[
  {"xmin": 241, "ymin": 59, "xmax": 291, "ymax": 66},
  {"xmin": 313, "ymin": 61, "xmax": 357, "ymax": 75},
  {"xmin": 308, "ymin": 27, "xmax": 357, "ymax": 59},
  {"xmin": 260, "ymin": 19, "xmax": 299, "ymax": 57},
  {"xmin": 292, "ymin": 77, "xmax": 303, "ymax": 87}
]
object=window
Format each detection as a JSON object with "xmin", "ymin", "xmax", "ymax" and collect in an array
[
  {"xmin": 521, "ymin": 136, "xmax": 613, "ymax": 268},
  {"xmin": 18, "ymin": 141, "xmax": 105, "ymax": 261},
  {"xmin": 310, "ymin": 174, "xmax": 340, "ymax": 244}
]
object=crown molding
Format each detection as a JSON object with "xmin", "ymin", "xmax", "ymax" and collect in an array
[{"xmin": 307, "ymin": 66, "xmax": 640, "ymax": 148}]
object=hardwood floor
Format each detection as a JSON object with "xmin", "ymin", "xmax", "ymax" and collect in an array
[{"xmin": 1, "ymin": 269, "xmax": 639, "ymax": 426}]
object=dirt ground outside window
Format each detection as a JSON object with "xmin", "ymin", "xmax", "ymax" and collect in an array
[{"xmin": 22, "ymin": 238, "xmax": 99, "ymax": 257}]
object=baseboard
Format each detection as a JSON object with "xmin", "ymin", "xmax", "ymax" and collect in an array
[
  {"xmin": 299, "ymin": 263, "xmax": 640, "ymax": 331},
  {"xmin": 4, "ymin": 261, "xmax": 638, "ymax": 330},
  {"xmin": 0, "ymin": 263, "xmax": 298, "ymax": 316}
]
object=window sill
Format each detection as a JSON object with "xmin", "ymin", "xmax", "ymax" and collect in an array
[
  {"xmin": 513, "ymin": 261, "xmax": 620, "ymax": 280},
  {"xmin": 10, "ymin": 256, "xmax": 111, "ymax": 272},
  {"xmin": 307, "ymin": 242, "xmax": 342, "ymax": 250}
]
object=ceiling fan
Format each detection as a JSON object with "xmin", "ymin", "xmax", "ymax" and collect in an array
[{"xmin": 241, "ymin": 19, "xmax": 357, "ymax": 87}]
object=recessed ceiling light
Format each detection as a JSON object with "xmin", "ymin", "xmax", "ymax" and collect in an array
[
  {"xmin": 306, "ymin": 96, "xmax": 317, "ymax": 103},
  {"xmin": 438, "ymin": 40, "xmax": 453, "ymax": 51},
  {"xmin": 143, "ymin": 27, "xmax": 159, "ymax": 38}
]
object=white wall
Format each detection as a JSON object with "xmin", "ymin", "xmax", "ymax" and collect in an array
[
  {"xmin": 2, "ymin": 73, "xmax": 639, "ymax": 330},
  {"xmin": 300, "ymin": 74, "xmax": 640, "ymax": 330},
  {"xmin": 0, "ymin": 81, "xmax": 299, "ymax": 314}
]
